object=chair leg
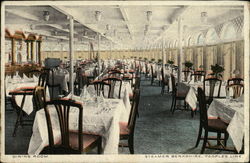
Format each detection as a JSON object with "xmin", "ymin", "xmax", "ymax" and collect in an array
[
  {"xmin": 170, "ymin": 96, "xmax": 175, "ymax": 112},
  {"xmin": 161, "ymin": 85, "xmax": 165, "ymax": 95},
  {"xmin": 195, "ymin": 124, "xmax": 202, "ymax": 147},
  {"xmin": 151, "ymin": 77, "xmax": 154, "ymax": 85},
  {"xmin": 97, "ymin": 138, "xmax": 102, "ymax": 154},
  {"xmin": 201, "ymin": 130, "xmax": 208, "ymax": 154},
  {"xmin": 217, "ymin": 132, "xmax": 221, "ymax": 146},
  {"xmin": 172, "ymin": 98, "xmax": 177, "ymax": 114},
  {"xmin": 128, "ymin": 137, "xmax": 134, "ymax": 154}
]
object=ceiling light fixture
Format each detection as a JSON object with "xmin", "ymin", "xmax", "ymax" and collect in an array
[
  {"xmin": 146, "ymin": 11, "xmax": 152, "ymax": 22},
  {"xmin": 201, "ymin": 12, "xmax": 208, "ymax": 23},
  {"xmin": 95, "ymin": 11, "xmax": 102, "ymax": 22},
  {"xmin": 43, "ymin": 11, "xmax": 50, "ymax": 21}
]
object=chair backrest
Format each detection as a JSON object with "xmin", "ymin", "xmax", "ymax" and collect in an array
[
  {"xmin": 197, "ymin": 87, "xmax": 208, "ymax": 128},
  {"xmin": 91, "ymin": 80, "xmax": 111, "ymax": 98},
  {"xmin": 102, "ymin": 77, "xmax": 122, "ymax": 99},
  {"xmin": 151, "ymin": 65, "xmax": 155, "ymax": 76},
  {"xmin": 226, "ymin": 84, "xmax": 244, "ymax": 99},
  {"xmin": 190, "ymin": 73, "xmax": 205, "ymax": 82},
  {"xmin": 45, "ymin": 68, "xmax": 62, "ymax": 99},
  {"xmin": 134, "ymin": 76, "xmax": 141, "ymax": 90},
  {"xmin": 170, "ymin": 74, "xmax": 176, "ymax": 94},
  {"xmin": 203, "ymin": 78, "xmax": 222, "ymax": 98},
  {"xmin": 127, "ymin": 89, "xmax": 140, "ymax": 133},
  {"xmin": 33, "ymin": 86, "xmax": 46, "ymax": 111},
  {"xmin": 227, "ymin": 78, "xmax": 244, "ymax": 86},
  {"xmin": 38, "ymin": 72, "xmax": 48, "ymax": 87},
  {"xmin": 44, "ymin": 99, "xmax": 84, "ymax": 152},
  {"xmin": 182, "ymin": 70, "xmax": 191, "ymax": 82}
]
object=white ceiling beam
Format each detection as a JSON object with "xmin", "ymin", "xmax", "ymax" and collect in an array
[
  {"xmin": 51, "ymin": 5, "xmax": 119, "ymax": 45},
  {"xmin": 119, "ymin": 6, "xmax": 134, "ymax": 40},
  {"xmin": 6, "ymin": 9, "xmax": 39, "ymax": 21}
]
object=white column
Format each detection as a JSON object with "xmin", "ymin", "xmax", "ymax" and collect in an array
[
  {"xmin": 178, "ymin": 17, "xmax": 183, "ymax": 83},
  {"xmin": 162, "ymin": 37, "xmax": 166, "ymax": 66},
  {"xmin": 110, "ymin": 41, "xmax": 112, "ymax": 59},
  {"xmin": 69, "ymin": 16, "xmax": 74, "ymax": 94},
  {"xmin": 97, "ymin": 34, "xmax": 101, "ymax": 74}
]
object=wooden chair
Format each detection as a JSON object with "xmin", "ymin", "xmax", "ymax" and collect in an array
[
  {"xmin": 190, "ymin": 72, "xmax": 205, "ymax": 82},
  {"xmin": 226, "ymin": 84, "xmax": 244, "ymax": 99},
  {"xmin": 227, "ymin": 78, "xmax": 243, "ymax": 85},
  {"xmin": 195, "ymin": 87, "xmax": 229, "ymax": 154},
  {"xmin": 46, "ymin": 68, "xmax": 62, "ymax": 100},
  {"xmin": 150, "ymin": 65, "xmax": 157, "ymax": 85},
  {"xmin": 161, "ymin": 68, "xmax": 169, "ymax": 95},
  {"xmin": 119, "ymin": 89, "xmax": 140, "ymax": 154},
  {"xmin": 9, "ymin": 72, "xmax": 48, "ymax": 136},
  {"xmin": 90, "ymin": 80, "xmax": 111, "ymax": 98},
  {"xmin": 102, "ymin": 77, "xmax": 122, "ymax": 99},
  {"xmin": 203, "ymin": 78, "xmax": 222, "ymax": 105},
  {"xmin": 74, "ymin": 68, "xmax": 84, "ymax": 96},
  {"xmin": 182, "ymin": 70, "xmax": 191, "ymax": 82},
  {"xmin": 170, "ymin": 74, "xmax": 188, "ymax": 114},
  {"xmin": 38, "ymin": 98, "xmax": 102, "ymax": 154}
]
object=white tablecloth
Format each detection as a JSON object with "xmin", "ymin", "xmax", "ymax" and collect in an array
[
  {"xmin": 88, "ymin": 81, "xmax": 132, "ymax": 111},
  {"xmin": 184, "ymin": 82, "xmax": 228, "ymax": 110},
  {"xmin": 207, "ymin": 99, "xmax": 244, "ymax": 153},
  {"xmin": 28, "ymin": 98, "xmax": 129, "ymax": 154}
]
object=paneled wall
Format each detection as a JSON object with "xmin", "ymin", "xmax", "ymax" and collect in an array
[{"xmin": 41, "ymin": 40, "xmax": 244, "ymax": 79}]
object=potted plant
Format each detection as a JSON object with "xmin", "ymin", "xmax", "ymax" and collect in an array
[
  {"xmin": 151, "ymin": 58, "xmax": 155, "ymax": 62},
  {"xmin": 158, "ymin": 59, "xmax": 162, "ymax": 63},
  {"xmin": 184, "ymin": 61, "xmax": 193, "ymax": 70},
  {"xmin": 167, "ymin": 60, "xmax": 174, "ymax": 65},
  {"xmin": 211, "ymin": 64, "xmax": 224, "ymax": 79}
]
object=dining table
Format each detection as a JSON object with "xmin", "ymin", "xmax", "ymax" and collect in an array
[
  {"xmin": 207, "ymin": 98, "xmax": 244, "ymax": 153},
  {"xmin": 184, "ymin": 81, "xmax": 229, "ymax": 110},
  {"xmin": 28, "ymin": 94, "xmax": 130, "ymax": 154}
]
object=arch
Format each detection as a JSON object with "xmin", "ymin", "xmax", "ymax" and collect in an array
[
  {"xmin": 27, "ymin": 34, "xmax": 37, "ymax": 41},
  {"xmin": 220, "ymin": 22, "xmax": 237, "ymax": 41},
  {"xmin": 13, "ymin": 31, "xmax": 26, "ymax": 40},
  {"xmin": 5, "ymin": 28, "xmax": 12, "ymax": 38},
  {"xmin": 205, "ymin": 28, "xmax": 220, "ymax": 44},
  {"xmin": 197, "ymin": 33, "xmax": 205, "ymax": 45},
  {"xmin": 187, "ymin": 36, "xmax": 193, "ymax": 46}
]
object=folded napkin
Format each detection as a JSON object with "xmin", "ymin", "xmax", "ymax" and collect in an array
[
  {"xmin": 33, "ymin": 75, "xmax": 39, "ymax": 82},
  {"xmin": 189, "ymin": 76, "xmax": 195, "ymax": 84},
  {"xmin": 23, "ymin": 74, "xmax": 29, "ymax": 80}
]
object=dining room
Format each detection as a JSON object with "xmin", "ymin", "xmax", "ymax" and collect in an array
[{"xmin": 1, "ymin": 1, "xmax": 249, "ymax": 162}]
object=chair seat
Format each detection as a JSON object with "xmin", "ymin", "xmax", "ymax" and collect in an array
[
  {"xmin": 69, "ymin": 132, "xmax": 100, "ymax": 150},
  {"xmin": 176, "ymin": 90, "xmax": 188, "ymax": 98},
  {"xmin": 40, "ymin": 133, "xmax": 100, "ymax": 154},
  {"xmin": 119, "ymin": 122, "xmax": 130, "ymax": 135},
  {"xmin": 207, "ymin": 119, "xmax": 228, "ymax": 132},
  {"xmin": 40, "ymin": 145, "xmax": 81, "ymax": 154}
]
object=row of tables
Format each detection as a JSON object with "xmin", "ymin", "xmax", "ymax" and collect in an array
[{"xmin": 6, "ymin": 60, "xmax": 136, "ymax": 154}]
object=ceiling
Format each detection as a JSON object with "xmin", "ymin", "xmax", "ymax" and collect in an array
[{"xmin": 4, "ymin": 4, "xmax": 244, "ymax": 50}]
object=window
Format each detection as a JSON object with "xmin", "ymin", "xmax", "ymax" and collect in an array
[
  {"xmin": 206, "ymin": 28, "xmax": 219, "ymax": 44},
  {"xmin": 221, "ymin": 23, "xmax": 236, "ymax": 41},
  {"xmin": 197, "ymin": 34, "xmax": 205, "ymax": 45}
]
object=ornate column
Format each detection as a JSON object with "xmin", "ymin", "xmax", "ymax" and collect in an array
[
  {"xmin": 11, "ymin": 38, "xmax": 16, "ymax": 65},
  {"xmin": 37, "ymin": 40, "xmax": 42, "ymax": 65}
]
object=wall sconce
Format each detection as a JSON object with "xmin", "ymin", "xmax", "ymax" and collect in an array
[
  {"xmin": 106, "ymin": 24, "xmax": 111, "ymax": 30},
  {"xmin": 146, "ymin": 11, "xmax": 152, "ymax": 21},
  {"xmin": 201, "ymin": 12, "xmax": 208, "ymax": 23},
  {"xmin": 43, "ymin": 11, "xmax": 50, "ymax": 21},
  {"xmin": 95, "ymin": 11, "xmax": 101, "ymax": 21}
]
